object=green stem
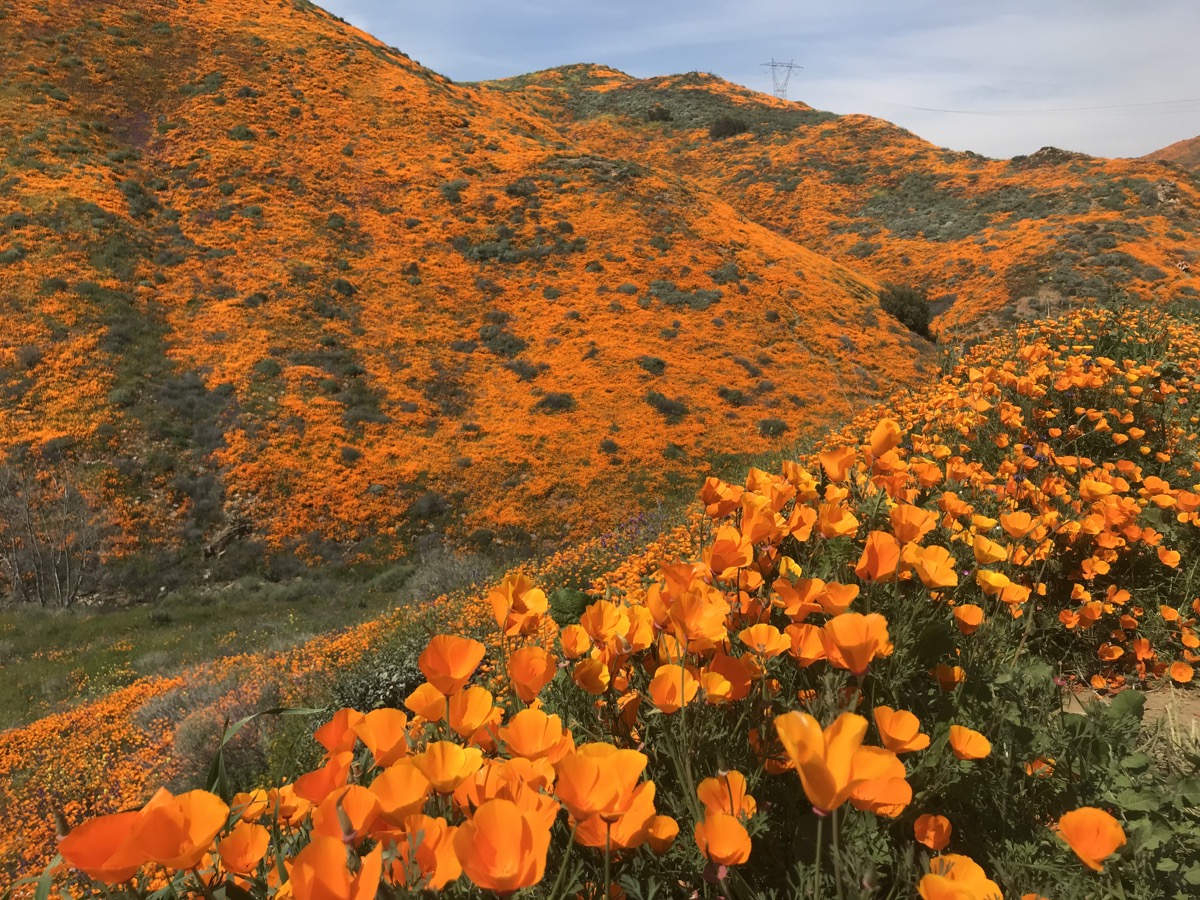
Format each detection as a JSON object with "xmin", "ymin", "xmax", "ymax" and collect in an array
[
  {"xmin": 604, "ymin": 822, "xmax": 612, "ymax": 900},
  {"xmin": 831, "ymin": 807, "xmax": 846, "ymax": 900},
  {"xmin": 813, "ymin": 813, "xmax": 824, "ymax": 899},
  {"xmin": 546, "ymin": 821, "xmax": 580, "ymax": 900}
]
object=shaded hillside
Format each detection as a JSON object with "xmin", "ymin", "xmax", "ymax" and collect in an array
[
  {"xmin": 487, "ymin": 66, "xmax": 1200, "ymax": 336},
  {"xmin": 0, "ymin": 0, "xmax": 932, "ymax": 576},
  {"xmin": 1145, "ymin": 134, "xmax": 1200, "ymax": 172}
]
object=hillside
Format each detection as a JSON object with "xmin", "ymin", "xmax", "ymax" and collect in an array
[
  {"xmin": 486, "ymin": 66, "xmax": 1200, "ymax": 336},
  {"xmin": 0, "ymin": 0, "xmax": 932, "ymax": 578},
  {"xmin": 1145, "ymin": 134, "xmax": 1200, "ymax": 172}
]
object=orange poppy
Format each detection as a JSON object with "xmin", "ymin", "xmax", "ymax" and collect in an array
[
  {"xmin": 972, "ymin": 535, "xmax": 1007, "ymax": 566},
  {"xmin": 952, "ymin": 604, "xmax": 984, "ymax": 636},
  {"xmin": 405, "ymin": 682, "xmax": 448, "ymax": 722},
  {"xmin": 786, "ymin": 623, "xmax": 827, "ymax": 667},
  {"xmin": 498, "ymin": 708, "xmax": 570, "ymax": 762},
  {"xmin": 294, "ymin": 751, "xmax": 354, "ymax": 804},
  {"xmin": 353, "ymin": 708, "xmax": 410, "ymax": 767},
  {"xmin": 823, "ymin": 613, "xmax": 892, "ymax": 676},
  {"xmin": 648, "ymin": 815, "xmax": 679, "ymax": 854},
  {"xmin": 914, "ymin": 814, "xmax": 952, "ymax": 851},
  {"xmin": 57, "ymin": 810, "xmax": 144, "ymax": 884},
  {"xmin": 289, "ymin": 837, "xmax": 382, "ymax": 900},
  {"xmin": 693, "ymin": 812, "xmax": 752, "ymax": 866},
  {"xmin": 217, "ymin": 820, "xmax": 270, "ymax": 875},
  {"xmin": 819, "ymin": 446, "xmax": 856, "ymax": 483},
  {"xmin": 312, "ymin": 785, "xmax": 382, "ymax": 844},
  {"xmin": 697, "ymin": 770, "xmax": 756, "ymax": 820},
  {"xmin": 891, "ymin": 504, "xmax": 937, "ymax": 545},
  {"xmin": 1057, "ymin": 807, "xmax": 1126, "ymax": 872},
  {"xmin": 370, "ymin": 759, "xmax": 433, "ymax": 823},
  {"xmin": 413, "ymin": 742, "xmax": 485, "ymax": 794},
  {"xmin": 873, "ymin": 706, "xmax": 930, "ymax": 754},
  {"xmin": 314, "ymin": 707, "xmax": 365, "ymax": 756},
  {"xmin": 774, "ymin": 711, "xmax": 899, "ymax": 813},
  {"xmin": 572, "ymin": 657, "xmax": 611, "ymax": 695},
  {"xmin": 855, "ymin": 531, "xmax": 901, "ymax": 582},
  {"xmin": 648, "ymin": 664, "xmax": 699, "ymax": 714},
  {"xmin": 934, "ymin": 664, "xmax": 966, "ymax": 691},
  {"xmin": 449, "ymin": 686, "xmax": 496, "ymax": 739},
  {"xmin": 390, "ymin": 814, "xmax": 462, "ymax": 890},
  {"xmin": 917, "ymin": 854, "xmax": 1002, "ymax": 900},
  {"xmin": 1170, "ymin": 661, "xmax": 1195, "ymax": 683},
  {"xmin": 508, "ymin": 646, "xmax": 558, "ymax": 703},
  {"xmin": 848, "ymin": 752, "xmax": 911, "ymax": 818},
  {"xmin": 869, "ymin": 418, "xmax": 902, "ymax": 458},
  {"xmin": 948, "ymin": 726, "xmax": 991, "ymax": 761},
  {"xmin": 573, "ymin": 780, "xmax": 658, "ymax": 851},
  {"xmin": 913, "ymin": 545, "xmax": 959, "ymax": 589},
  {"xmin": 554, "ymin": 743, "xmax": 647, "ymax": 822},
  {"xmin": 419, "ymin": 635, "xmax": 487, "ymax": 695},
  {"xmin": 738, "ymin": 623, "xmax": 790, "ymax": 658},
  {"xmin": 560, "ymin": 624, "xmax": 592, "ymax": 659},
  {"xmin": 489, "ymin": 573, "xmax": 549, "ymax": 636},
  {"xmin": 110, "ymin": 788, "xmax": 229, "ymax": 871},
  {"xmin": 453, "ymin": 798, "xmax": 551, "ymax": 894}
]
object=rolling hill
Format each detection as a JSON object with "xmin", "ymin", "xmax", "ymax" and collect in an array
[
  {"xmin": 1145, "ymin": 134, "xmax": 1200, "ymax": 172},
  {"xmin": 0, "ymin": 0, "xmax": 1196, "ymax": 586}
]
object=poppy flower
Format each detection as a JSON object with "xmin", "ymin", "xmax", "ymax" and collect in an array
[
  {"xmin": 819, "ymin": 446, "xmax": 856, "ymax": 483},
  {"xmin": 818, "ymin": 581, "xmax": 860, "ymax": 615},
  {"xmin": 294, "ymin": 751, "xmax": 354, "ymax": 804},
  {"xmin": 952, "ymin": 604, "xmax": 984, "ymax": 636},
  {"xmin": 405, "ymin": 682, "xmax": 448, "ymax": 722},
  {"xmin": 58, "ymin": 810, "xmax": 144, "ymax": 884},
  {"xmin": 572, "ymin": 657, "xmax": 611, "ymax": 694},
  {"xmin": 913, "ymin": 545, "xmax": 959, "ymax": 589},
  {"xmin": 1000, "ymin": 511, "xmax": 1036, "ymax": 539},
  {"xmin": 218, "ymin": 820, "xmax": 269, "ymax": 875},
  {"xmin": 370, "ymin": 760, "xmax": 432, "ymax": 823},
  {"xmin": 508, "ymin": 646, "xmax": 558, "ymax": 703},
  {"xmin": 554, "ymin": 743, "xmax": 647, "ymax": 822},
  {"xmin": 289, "ymin": 837, "xmax": 382, "ymax": 900},
  {"xmin": 738, "ymin": 623, "xmax": 790, "ymax": 658},
  {"xmin": 1057, "ymin": 807, "xmax": 1126, "ymax": 871},
  {"xmin": 914, "ymin": 814, "xmax": 952, "ymax": 851},
  {"xmin": 560, "ymin": 624, "xmax": 592, "ymax": 659},
  {"xmin": 701, "ymin": 653, "xmax": 754, "ymax": 702},
  {"xmin": 1170, "ymin": 661, "xmax": 1194, "ymax": 683},
  {"xmin": 774, "ymin": 711, "xmax": 899, "ymax": 813},
  {"xmin": 917, "ymin": 854, "xmax": 1002, "ymax": 900},
  {"xmin": 935, "ymin": 665, "xmax": 966, "ymax": 691},
  {"xmin": 449, "ymin": 686, "xmax": 496, "ymax": 739},
  {"xmin": 823, "ymin": 613, "xmax": 892, "ymax": 676},
  {"xmin": 314, "ymin": 708, "xmax": 365, "ymax": 756},
  {"xmin": 948, "ymin": 726, "xmax": 991, "ymax": 761},
  {"xmin": 498, "ymin": 708, "xmax": 569, "ymax": 761},
  {"xmin": 891, "ymin": 504, "xmax": 937, "ymax": 545},
  {"xmin": 694, "ymin": 812, "xmax": 752, "ymax": 866},
  {"xmin": 419, "ymin": 635, "xmax": 486, "ymax": 695},
  {"xmin": 869, "ymin": 418, "xmax": 902, "ymax": 458},
  {"xmin": 353, "ymin": 708, "xmax": 410, "ymax": 767},
  {"xmin": 573, "ymin": 780, "xmax": 658, "ymax": 851},
  {"xmin": 391, "ymin": 814, "xmax": 462, "ymax": 890},
  {"xmin": 648, "ymin": 815, "xmax": 679, "ymax": 854},
  {"xmin": 855, "ymin": 531, "xmax": 901, "ymax": 583},
  {"xmin": 110, "ymin": 788, "xmax": 229, "ymax": 871},
  {"xmin": 312, "ymin": 785, "xmax": 382, "ymax": 844},
  {"xmin": 648, "ymin": 663, "xmax": 699, "ymax": 714},
  {"xmin": 489, "ymin": 573, "xmax": 549, "ymax": 636},
  {"xmin": 454, "ymin": 798, "xmax": 551, "ymax": 894},
  {"xmin": 697, "ymin": 770, "xmax": 756, "ymax": 820},
  {"xmin": 413, "ymin": 742, "xmax": 485, "ymax": 794},
  {"xmin": 772, "ymin": 615, "xmax": 819, "ymax": 663},
  {"xmin": 706, "ymin": 524, "xmax": 755, "ymax": 578},
  {"xmin": 873, "ymin": 706, "xmax": 930, "ymax": 753}
]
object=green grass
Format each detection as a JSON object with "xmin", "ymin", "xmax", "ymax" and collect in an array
[{"xmin": 0, "ymin": 574, "xmax": 402, "ymax": 730}]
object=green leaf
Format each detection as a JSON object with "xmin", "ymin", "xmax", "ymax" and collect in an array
[
  {"xmin": 1109, "ymin": 689, "xmax": 1146, "ymax": 723},
  {"xmin": 1184, "ymin": 865, "xmax": 1200, "ymax": 885},
  {"xmin": 1158, "ymin": 858, "xmax": 1180, "ymax": 873}
]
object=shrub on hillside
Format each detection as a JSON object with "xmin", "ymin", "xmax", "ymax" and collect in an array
[
  {"xmin": 879, "ymin": 281, "xmax": 932, "ymax": 338},
  {"xmin": 709, "ymin": 114, "xmax": 748, "ymax": 140}
]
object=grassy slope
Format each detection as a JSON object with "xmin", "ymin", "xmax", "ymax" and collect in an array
[
  {"xmin": 1145, "ymin": 134, "xmax": 1200, "ymax": 172},
  {"xmin": 486, "ymin": 66, "xmax": 1200, "ymax": 337},
  {"xmin": 0, "ymin": 0, "xmax": 933, "ymax": 569}
]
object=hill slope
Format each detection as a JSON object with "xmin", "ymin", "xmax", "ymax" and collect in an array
[
  {"xmin": 1145, "ymin": 134, "xmax": 1200, "ymax": 172},
  {"xmin": 486, "ymin": 66, "xmax": 1200, "ymax": 336},
  {"xmin": 0, "ymin": 0, "xmax": 932, "ymax": 575}
]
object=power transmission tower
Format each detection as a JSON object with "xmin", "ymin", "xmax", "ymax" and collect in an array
[{"xmin": 761, "ymin": 59, "xmax": 803, "ymax": 100}]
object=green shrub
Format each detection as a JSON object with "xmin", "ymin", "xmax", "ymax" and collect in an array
[
  {"xmin": 709, "ymin": 115, "xmax": 748, "ymax": 140},
  {"xmin": 535, "ymin": 392, "xmax": 577, "ymax": 414},
  {"xmin": 879, "ymin": 282, "xmax": 932, "ymax": 338}
]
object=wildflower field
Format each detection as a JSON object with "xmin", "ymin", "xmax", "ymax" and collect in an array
[{"xmin": 7, "ymin": 305, "xmax": 1200, "ymax": 899}]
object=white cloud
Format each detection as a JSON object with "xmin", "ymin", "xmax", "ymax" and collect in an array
[{"xmin": 321, "ymin": 0, "xmax": 1200, "ymax": 158}]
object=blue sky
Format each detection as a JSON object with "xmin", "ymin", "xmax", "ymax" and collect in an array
[{"xmin": 320, "ymin": 1, "xmax": 1200, "ymax": 159}]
